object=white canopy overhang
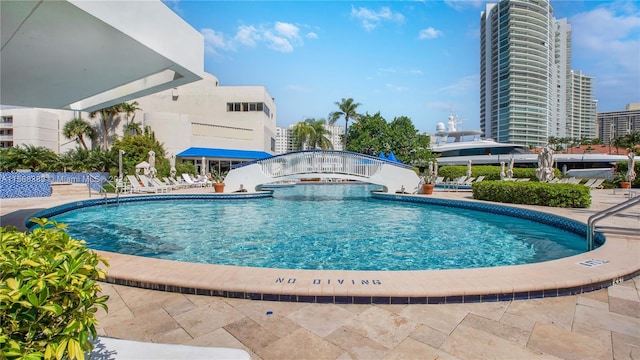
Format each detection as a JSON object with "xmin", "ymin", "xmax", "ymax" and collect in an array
[{"xmin": 1, "ymin": 0, "xmax": 204, "ymax": 112}]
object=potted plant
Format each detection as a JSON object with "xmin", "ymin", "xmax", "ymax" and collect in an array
[
  {"xmin": 210, "ymin": 169, "xmax": 228, "ymax": 193},
  {"xmin": 420, "ymin": 171, "xmax": 436, "ymax": 195}
]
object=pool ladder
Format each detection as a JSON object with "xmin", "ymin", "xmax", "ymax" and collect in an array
[{"xmin": 587, "ymin": 195, "xmax": 640, "ymax": 251}]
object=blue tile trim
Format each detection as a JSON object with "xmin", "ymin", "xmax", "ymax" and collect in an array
[
  {"xmin": 24, "ymin": 192, "xmax": 273, "ymax": 229},
  {"xmin": 102, "ymin": 267, "xmax": 640, "ymax": 304},
  {"xmin": 370, "ymin": 192, "xmax": 606, "ymax": 247}
]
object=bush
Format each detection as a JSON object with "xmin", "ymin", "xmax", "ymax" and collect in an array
[
  {"xmin": 0, "ymin": 219, "xmax": 109, "ymax": 360},
  {"xmin": 472, "ymin": 181, "xmax": 591, "ymax": 208}
]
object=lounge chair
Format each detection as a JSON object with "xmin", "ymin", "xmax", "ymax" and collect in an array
[
  {"xmin": 182, "ymin": 173, "xmax": 206, "ymax": 187},
  {"xmin": 582, "ymin": 178, "xmax": 596, "ymax": 187},
  {"xmin": 126, "ymin": 175, "xmax": 157, "ymax": 193},
  {"xmin": 150, "ymin": 177, "xmax": 173, "ymax": 192},
  {"xmin": 138, "ymin": 174, "xmax": 169, "ymax": 193},
  {"xmin": 164, "ymin": 177, "xmax": 187, "ymax": 189},
  {"xmin": 588, "ymin": 178, "xmax": 605, "ymax": 189}
]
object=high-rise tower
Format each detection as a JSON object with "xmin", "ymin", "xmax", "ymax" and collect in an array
[{"xmin": 480, "ymin": 0, "xmax": 594, "ymax": 147}]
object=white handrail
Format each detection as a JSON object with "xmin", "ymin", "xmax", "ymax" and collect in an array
[{"xmin": 258, "ymin": 151, "xmax": 387, "ymax": 179}]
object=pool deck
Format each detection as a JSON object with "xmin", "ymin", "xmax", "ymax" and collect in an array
[{"xmin": 1, "ymin": 187, "xmax": 639, "ymax": 359}]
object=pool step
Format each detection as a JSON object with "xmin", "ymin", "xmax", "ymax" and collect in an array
[{"xmin": 51, "ymin": 183, "xmax": 96, "ymax": 196}]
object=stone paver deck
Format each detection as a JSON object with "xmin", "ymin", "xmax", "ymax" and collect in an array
[{"xmin": 2, "ymin": 186, "xmax": 639, "ymax": 359}]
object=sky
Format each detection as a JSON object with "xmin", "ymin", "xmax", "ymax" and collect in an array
[{"xmin": 164, "ymin": 0, "xmax": 640, "ymax": 135}]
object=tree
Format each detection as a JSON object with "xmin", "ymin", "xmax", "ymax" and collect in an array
[
  {"xmin": 90, "ymin": 104, "xmax": 123, "ymax": 150},
  {"xmin": 292, "ymin": 118, "xmax": 334, "ymax": 150},
  {"xmin": 10, "ymin": 145, "xmax": 59, "ymax": 172},
  {"xmin": 121, "ymin": 101, "xmax": 142, "ymax": 136},
  {"xmin": 346, "ymin": 112, "xmax": 390, "ymax": 155},
  {"xmin": 62, "ymin": 117, "xmax": 96, "ymax": 151},
  {"xmin": 329, "ymin": 98, "xmax": 361, "ymax": 148}
]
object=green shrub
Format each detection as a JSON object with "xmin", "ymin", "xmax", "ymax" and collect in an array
[
  {"xmin": 472, "ymin": 181, "xmax": 591, "ymax": 208},
  {"xmin": 0, "ymin": 219, "xmax": 109, "ymax": 360}
]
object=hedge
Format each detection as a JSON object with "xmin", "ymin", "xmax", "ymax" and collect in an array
[{"xmin": 472, "ymin": 181, "xmax": 591, "ymax": 208}]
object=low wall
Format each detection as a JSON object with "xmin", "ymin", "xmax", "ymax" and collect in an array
[{"xmin": 0, "ymin": 172, "xmax": 108, "ymax": 199}]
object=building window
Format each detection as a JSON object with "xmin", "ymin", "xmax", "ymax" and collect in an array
[
  {"xmin": 226, "ymin": 102, "xmax": 271, "ymax": 116},
  {"xmin": 1, "ymin": 116, "xmax": 13, "ymax": 124}
]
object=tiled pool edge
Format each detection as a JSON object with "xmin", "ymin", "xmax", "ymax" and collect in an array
[
  {"xmin": 26, "ymin": 191, "xmax": 636, "ymax": 304},
  {"xmin": 102, "ymin": 267, "xmax": 640, "ymax": 304}
]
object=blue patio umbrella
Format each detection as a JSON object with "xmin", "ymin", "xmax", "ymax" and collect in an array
[
  {"xmin": 378, "ymin": 152, "xmax": 387, "ymax": 160},
  {"xmin": 387, "ymin": 151, "xmax": 400, "ymax": 163}
]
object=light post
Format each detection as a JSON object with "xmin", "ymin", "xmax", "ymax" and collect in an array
[{"xmin": 118, "ymin": 150, "xmax": 125, "ymax": 185}]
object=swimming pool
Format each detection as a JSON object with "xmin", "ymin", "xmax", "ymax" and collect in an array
[{"xmin": 44, "ymin": 183, "xmax": 589, "ymax": 271}]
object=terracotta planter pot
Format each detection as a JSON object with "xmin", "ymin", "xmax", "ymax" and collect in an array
[
  {"xmin": 620, "ymin": 181, "xmax": 631, "ymax": 189},
  {"xmin": 422, "ymin": 183, "xmax": 435, "ymax": 195},
  {"xmin": 213, "ymin": 183, "xmax": 225, "ymax": 193}
]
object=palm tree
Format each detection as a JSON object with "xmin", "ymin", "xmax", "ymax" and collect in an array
[
  {"xmin": 62, "ymin": 117, "xmax": 96, "ymax": 150},
  {"xmin": 90, "ymin": 104, "xmax": 123, "ymax": 150},
  {"xmin": 292, "ymin": 118, "xmax": 334, "ymax": 150},
  {"xmin": 329, "ymin": 98, "xmax": 361, "ymax": 148},
  {"xmin": 124, "ymin": 122, "xmax": 142, "ymax": 137},
  {"xmin": 121, "ymin": 101, "xmax": 142, "ymax": 135},
  {"xmin": 12, "ymin": 144, "xmax": 59, "ymax": 172}
]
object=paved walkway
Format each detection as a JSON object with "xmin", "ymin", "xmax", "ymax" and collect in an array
[{"xmin": 1, "ymin": 187, "xmax": 639, "ymax": 359}]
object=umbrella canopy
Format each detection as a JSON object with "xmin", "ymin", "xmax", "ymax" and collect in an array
[
  {"xmin": 148, "ymin": 150, "xmax": 157, "ymax": 178},
  {"xmin": 169, "ymin": 154, "xmax": 177, "ymax": 178},
  {"xmin": 627, "ymin": 152, "xmax": 637, "ymax": 182},
  {"xmin": 201, "ymin": 156, "xmax": 206, "ymax": 176},
  {"xmin": 507, "ymin": 158, "xmax": 514, "ymax": 179},
  {"xmin": 433, "ymin": 161, "xmax": 438, "ymax": 179},
  {"xmin": 378, "ymin": 152, "xmax": 387, "ymax": 160},
  {"xmin": 500, "ymin": 161, "xmax": 506, "ymax": 180},
  {"xmin": 466, "ymin": 160, "xmax": 472, "ymax": 178},
  {"xmin": 387, "ymin": 151, "xmax": 400, "ymax": 163}
]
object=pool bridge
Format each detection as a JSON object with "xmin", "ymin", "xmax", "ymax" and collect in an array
[{"xmin": 223, "ymin": 150, "xmax": 421, "ymax": 193}]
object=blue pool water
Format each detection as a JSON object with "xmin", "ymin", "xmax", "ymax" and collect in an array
[{"xmin": 49, "ymin": 184, "xmax": 586, "ymax": 271}]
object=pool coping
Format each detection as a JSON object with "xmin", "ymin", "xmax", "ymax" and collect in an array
[{"xmin": 67, "ymin": 191, "xmax": 640, "ymax": 304}]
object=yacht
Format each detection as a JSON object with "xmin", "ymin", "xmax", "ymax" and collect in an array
[{"xmin": 431, "ymin": 113, "xmax": 626, "ymax": 178}]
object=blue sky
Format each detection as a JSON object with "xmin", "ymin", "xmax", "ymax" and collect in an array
[{"xmin": 165, "ymin": 0, "xmax": 640, "ymax": 135}]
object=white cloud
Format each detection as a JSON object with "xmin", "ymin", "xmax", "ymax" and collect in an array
[
  {"xmin": 438, "ymin": 75, "xmax": 479, "ymax": 95},
  {"xmin": 274, "ymin": 22, "xmax": 300, "ymax": 39},
  {"xmin": 570, "ymin": 5, "xmax": 640, "ymax": 75},
  {"xmin": 263, "ymin": 30, "xmax": 294, "ymax": 52},
  {"xmin": 351, "ymin": 6, "xmax": 405, "ymax": 31},
  {"xmin": 235, "ymin": 25, "xmax": 261, "ymax": 47},
  {"xmin": 418, "ymin": 27, "xmax": 443, "ymax": 40},
  {"xmin": 386, "ymin": 83, "xmax": 408, "ymax": 92},
  {"xmin": 306, "ymin": 32, "xmax": 319, "ymax": 39},
  {"xmin": 201, "ymin": 28, "xmax": 234, "ymax": 55}
]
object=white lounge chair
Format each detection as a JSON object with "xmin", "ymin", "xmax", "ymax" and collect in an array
[
  {"xmin": 126, "ymin": 175, "xmax": 157, "ymax": 193},
  {"xmin": 164, "ymin": 177, "xmax": 187, "ymax": 189},
  {"xmin": 138, "ymin": 174, "xmax": 169, "ymax": 193},
  {"xmin": 182, "ymin": 173, "xmax": 206, "ymax": 187},
  {"xmin": 588, "ymin": 178, "xmax": 605, "ymax": 189},
  {"xmin": 150, "ymin": 177, "xmax": 173, "ymax": 192}
]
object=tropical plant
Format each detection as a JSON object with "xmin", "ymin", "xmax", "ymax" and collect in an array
[
  {"xmin": 9, "ymin": 145, "xmax": 59, "ymax": 172},
  {"xmin": 120, "ymin": 101, "xmax": 141, "ymax": 129},
  {"xmin": 0, "ymin": 219, "xmax": 109, "ymax": 359},
  {"xmin": 209, "ymin": 169, "xmax": 228, "ymax": 183},
  {"xmin": 62, "ymin": 118, "xmax": 96, "ymax": 151},
  {"xmin": 292, "ymin": 118, "xmax": 334, "ymax": 150},
  {"xmin": 329, "ymin": 98, "xmax": 361, "ymax": 148},
  {"xmin": 90, "ymin": 104, "xmax": 123, "ymax": 150}
]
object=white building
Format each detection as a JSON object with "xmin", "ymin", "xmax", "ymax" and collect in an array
[
  {"xmin": 0, "ymin": 107, "xmax": 91, "ymax": 153},
  {"xmin": 480, "ymin": 0, "xmax": 596, "ymax": 147},
  {"xmin": 132, "ymin": 73, "xmax": 277, "ymax": 173},
  {"xmin": 274, "ymin": 123, "xmax": 344, "ymax": 154}
]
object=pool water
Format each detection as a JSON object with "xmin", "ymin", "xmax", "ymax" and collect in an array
[{"xmin": 50, "ymin": 184, "xmax": 586, "ymax": 271}]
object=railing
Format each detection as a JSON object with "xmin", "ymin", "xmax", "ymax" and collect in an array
[
  {"xmin": 88, "ymin": 174, "xmax": 121, "ymax": 205},
  {"xmin": 255, "ymin": 150, "xmax": 409, "ymax": 179},
  {"xmin": 587, "ymin": 195, "xmax": 640, "ymax": 251}
]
